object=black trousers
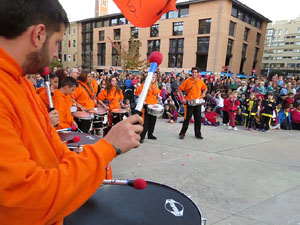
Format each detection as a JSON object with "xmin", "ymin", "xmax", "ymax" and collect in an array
[
  {"xmin": 245, "ymin": 114, "xmax": 255, "ymax": 128},
  {"xmin": 261, "ymin": 116, "xmax": 271, "ymax": 130},
  {"xmin": 281, "ymin": 119, "xmax": 292, "ymax": 130},
  {"xmin": 140, "ymin": 105, "xmax": 157, "ymax": 139},
  {"xmin": 292, "ymin": 123, "xmax": 300, "ymax": 130},
  {"xmin": 223, "ymin": 111, "xmax": 229, "ymax": 124},
  {"xmin": 179, "ymin": 105, "xmax": 202, "ymax": 137}
]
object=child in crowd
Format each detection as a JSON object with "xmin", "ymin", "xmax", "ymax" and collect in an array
[
  {"xmin": 124, "ymin": 99, "xmax": 131, "ymax": 115},
  {"xmin": 278, "ymin": 106, "xmax": 292, "ymax": 130},
  {"xmin": 260, "ymin": 92, "xmax": 276, "ymax": 132},
  {"xmin": 235, "ymin": 108, "xmax": 243, "ymax": 126},
  {"xmin": 254, "ymin": 100, "xmax": 262, "ymax": 129},
  {"xmin": 166, "ymin": 104, "xmax": 178, "ymax": 124},
  {"xmin": 243, "ymin": 92, "xmax": 259, "ymax": 130},
  {"xmin": 291, "ymin": 101, "xmax": 300, "ymax": 130},
  {"xmin": 160, "ymin": 84, "xmax": 168, "ymax": 104},
  {"xmin": 271, "ymin": 103, "xmax": 282, "ymax": 130},
  {"xmin": 226, "ymin": 91, "xmax": 240, "ymax": 131},
  {"xmin": 222, "ymin": 94, "xmax": 230, "ymax": 126},
  {"xmin": 213, "ymin": 91, "xmax": 224, "ymax": 118},
  {"xmin": 283, "ymin": 92, "xmax": 294, "ymax": 108},
  {"xmin": 203, "ymin": 106, "xmax": 219, "ymax": 126}
]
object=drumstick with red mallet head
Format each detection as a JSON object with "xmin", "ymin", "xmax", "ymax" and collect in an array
[
  {"xmin": 103, "ymin": 179, "xmax": 147, "ymax": 190},
  {"xmin": 134, "ymin": 51, "xmax": 163, "ymax": 116},
  {"xmin": 63, "ymin": 136, "xmax": 81, "ymax": 144}
]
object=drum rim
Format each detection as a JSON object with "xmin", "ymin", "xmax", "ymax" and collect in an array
[
  {"xmin": 145, "ymin": 180, "xmax": 203, "ymax": 220},
  {"xmin": 87, "ymin": 108, "xmax": 108, "ymax": 115},
  {"xmin": 111, "ymin": 109, "xmax": 128, "ymax": 113}
]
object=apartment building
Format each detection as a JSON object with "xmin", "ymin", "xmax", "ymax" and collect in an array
[
  {"xmin": 262, "ymin": 16, "xmax": 300, "ymax": 77},
  {"xmin": 76, "ymin": 0, "xmax": 270, "ymax": 77}
]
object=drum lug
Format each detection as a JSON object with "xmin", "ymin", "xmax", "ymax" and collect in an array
[{"xmin": 202, "ymin": 217, "xmax": 207, "ymax": 225}]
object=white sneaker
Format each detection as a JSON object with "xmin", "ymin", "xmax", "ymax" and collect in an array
[
  {"xmin": 228, "ymin": 126, "xmax": 233, "ymax": 130},
  {"xmin": 233, "ymin": 127, "xmax": 238, "ymax": 131}
]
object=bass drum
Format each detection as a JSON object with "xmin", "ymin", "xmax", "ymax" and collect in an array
[{"xmin": 64, "ymin": 181, "xmax": 206, "ymax": 225}]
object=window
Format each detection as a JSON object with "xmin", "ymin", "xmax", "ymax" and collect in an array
[
  {"xmin": 103, "ymin": 19, "xmax": 109, "ymax": 27},
  {"xmin": 150, "ymin": 24, "xmax": 159, "ymax": 37},
  {"xmin": 111, "ymin": 18, "xmax": 118, "ymax": 26},
  {"xmin": 168, "ymin": 38, "xmax": 184, "ymax": 68},
  {"xmin": 169, "ymin": 10, "xmax": 178, "ymax": 19},
  {"xmin": 278, "ymin": 29, "xmax": 282, "ymax": 36},
  {"xmin": 173, "ymin": 22, "xmax": 183, "ymax": 36},
  {"xmin": 73, "ymin": 29, "xmax": 76, "ymax": 34},
  {"xmin": 227, "ymin": 39, "xmax": 234, "ymax": 56},
  {"xmin": 198, "ymin": 19, "xmax": 211, "ymax": 34},
  {"xmin": 179, "ymin": 7, "xmax": 189, "ymax": 18},
  {"xmin": 256, "ymin": 33, "xmax": 261, "ymax": 45},
  {"xmin": 131, "ymin": 27, "xmax": 139, "ymax": 39},
  {"xmin": 97, "ymin": 43, "xmax": 106, "ymax": 66},
  {"xmin": 161, "ymin": 13, "xmax": 167, "ymax": 20},
  {"xmin": 73, "ymin": 54, "xmax": 76, "ymax": 62},
  {"xmin": 64, "ymin": 54, "xmax": 66, "ymax": 62},
  {"xmin": 119, "ymin": 17, "xmax": 126, "ymax": 24},
  {"xmin": 244, "ymin": 14, "xmax": 250, "ymax": 24},
  {"xmin": 114, "ymin": 29, "xmax": 120, "ymax": 40},
  {"xmin": 231, "ymin": 7, "xmax": 238, "ymax": 17},
  {"xmin": 103, "ymin": 0, "xmax": 107, "ymax": 7},
  {"xmin": 112, "ymin": 42, "xmax": 121, "ymax": 66},
  {"xmin": 294, "ymin": 49, "xmax": 300, "ymax": 53},
  {"xmin": 254, "ymin": 47, "xmax": 259, "ymax": 61},
  {"xmin": 242, "ymin": 44, "xmax": 247, "ymax": 58},
  {"xmin": 229, "ymin": 21, "xmax": 236, "ymax": 36},
  {"xmin": 267, "ymin": 29, "xmax": 275, "ymax": 36},
  {"xmin": 197, "ymin": 37, "xmax": 210, "ymax": 53},
  {"xmin": 244, "ymin": 28, "xmax": 249, "ymax": 41},
  {"xmin": 147, "ymin": 40, "xmax": 160, "ymax": 55},
  {"xmin": 285, "ymin": 29, "xmax": 288, "ymax": 35},
  {"xmin": 238, "ymin": 10, "xmax": 244, "ymax": 20},
  {"xmin": 298, "ymin": 27, "xmax": 300, "ymax": 33},
  {"xmin": 296, "ymin": 42, "xmax": 300, "ymax": 46},
  {"xmin": 99, "ymin": 30, "xmax": 105, "ymax": 41},
  {"xmin": 250, "ymin": 17, "xmax": 256, "ymax": 27},
  {"xmin": 73, "ymin": 40, "xmax": 76, "ymax": 48}
]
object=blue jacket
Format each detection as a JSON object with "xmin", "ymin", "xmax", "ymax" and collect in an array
[{"xmin": 278, "ymin": 109, "xmax": 292, "ymax": 125}]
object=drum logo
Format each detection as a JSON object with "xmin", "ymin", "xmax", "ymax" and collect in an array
[{"xmin": 164, "ymin": 199, "xmax": 184, "ymax": 217}]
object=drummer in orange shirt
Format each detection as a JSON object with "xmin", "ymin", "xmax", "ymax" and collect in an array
[
  {"xmin": 178, "ymin": 67, "xmax": 207, "ymax": 140},
  {"xmin": 0, "ymin": 1, "xmax": 143, "ymax": 224},
  {"xmin": 98, "ymin": 76, "xmax": 125, "ymax": 135},
  {"xmin": 135, "ymin": 75, "xmax": 160, "ymax": 143},
  {"xmin": 53, "ymin": 77, "xmax": 79, "ymax": 130},
  {"xmin": 71, "ymin": 69, "xmax": 97, "ymax": 111},
  {"xmin": 36, "ymin": 73, "xmax": 59, "ymax": 108}
]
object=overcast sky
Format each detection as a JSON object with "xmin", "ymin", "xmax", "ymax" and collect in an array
[{"xmin": 59, "ymin": 0, "xmax": 300, "ymax": 23}]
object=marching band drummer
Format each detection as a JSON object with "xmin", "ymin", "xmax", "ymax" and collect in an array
[
  {"xmin": 71, "ymin": 69, "xmax": 97, "ymax": 111},
  {"xmin": 36, "ymin": 73, "xmax": 59, "ymax": 108},
  {"xmin": 135, "ymin": 75, "xmax": 160, "ymax": 143},
  {"xmin": 97, "ymin": 76, "xmax": 125, "ymax": 135},
  {"xmin": 97, "ymin": 76, "xmax": 125, "ymax": 112},
  {"xmin": 178, "ymin": 67, "xmax": 207, "ymax": 140},
  {"xmin": 52, "ymin": 77, "xmax": 79, "ymax": 130}
]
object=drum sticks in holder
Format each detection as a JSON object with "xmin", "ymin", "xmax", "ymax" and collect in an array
[
  {"xmin": 134, "ymin": 51, "xmax": 163, "ymax": 116},
  {"xmin": 103, "ymin": 179, "xmax": 147, "ymax": 190}
]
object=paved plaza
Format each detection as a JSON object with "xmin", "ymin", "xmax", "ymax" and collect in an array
[{"xmin": 111, "ymin": 118, "xmax": 300, "ymax": 225}]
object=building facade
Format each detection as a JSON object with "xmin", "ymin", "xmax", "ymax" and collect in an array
[
  {"xmin": 59, "ymin": 22, "xmax": 78, "ymax": 69},
  {"xmin": 262, "ymin": 17, "xmax": 300, "ymax": 77},
  {"xmin": 95, "ymin": 0, "xmax": 108, "ymax": 17},
  {"xmin": 77, "ymin": 0, "xmax": 270, "ymax": 77}
]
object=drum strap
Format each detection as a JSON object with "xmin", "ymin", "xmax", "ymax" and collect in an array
[
  {"xmin": 79, "ymin": 83, "xmax": 94, "ymax": 100},
  {"xmin": 186, "ymin": 80, "xmax": 197, "ymax": 96}
]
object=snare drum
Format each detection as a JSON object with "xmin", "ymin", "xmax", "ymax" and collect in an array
[
  {"xmin": 147, "ymin": 104, "xmax": 164, "ymax": 117},
  {"xmin": 187, "ymin": 99, "xmax": 205, "ymax": 106},
  {"xmin": 87, "ymin": 108, "xmax": 108, "ymax": 130},
  {"xmin": 111, "ymin": 109, "xmax": 129, "ymax": 126},
  {"xmin": 70, "ymin": 106, "xmax": 78, "ymax": 115},
  {"xmin": 64, "ymin": 181, "xmax": 206, "ymax": 225},
  {"xmin": 58, "ymin": 131, "xmax": 99, "ymax": 153},
  {"xmin": 73, "ymin": 111, "xmax": 94, "ymax": 133}
]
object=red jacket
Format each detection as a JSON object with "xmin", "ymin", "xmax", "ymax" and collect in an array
[
  {"xmin": 222, "ymin": 97, "xmax": 230, "ymax": 111},
  {"xmin": 205, "ymin": 111, "xmax": 218, "ymax": 124},
  {"xmin": 291, "ymin": 108, "xmax": 300, "ymax": 123},
  {"xmin": 226, "ymin": 98, "xmax": 240, "ymax": 111}
]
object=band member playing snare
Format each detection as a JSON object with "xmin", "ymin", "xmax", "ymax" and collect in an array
[
  {"xmin": 0, "ymin": 1, "xmax": 143, "ymax": 224},
  {"xmin": 135, "ymin": 75, "xmax": 160, "ymax": 143},
  {"xmin": 178, "ymin": 67, "xmax": 207, "ymax": 140},
  {"xmin": 71, "ymin": 69, "xmax": 97, "ymax": 111},
  {"xmin": 52, "ymin": 77, "xmax": 79, "ymax": 130},
  {"xmin": 97, "ymin": 76, "xmax": 124, "ymax": 111}
]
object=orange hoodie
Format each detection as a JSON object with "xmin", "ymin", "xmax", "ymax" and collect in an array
[
  {"xmin": 135, "ymin": 83, "xmax": 159, "ymax": 105},
  {"xmin": 36, "ymin": 87, "xmax": 59, "ymax": 109},
  {"xmin": 71, "ymin": 81, "xmax": 96, "ymax": 110},
  {"xmin": 97, "ymin": 88, "xmax": 124, "ymax": 111},
  {"xmin": 52, "ymin": 90, "xmax": 75, "ymax": 129},
  {"xmin": 0, "ymin": 47, "xmax": 116, "ymax": 225}
]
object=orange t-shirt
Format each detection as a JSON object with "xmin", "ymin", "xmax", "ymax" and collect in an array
[
  {"xmin": 53, "ymin": 90, "xmax": 75, "ymax": 129},
  {"xmin": 71, "ymin": 81, "xmax": 96, "ymax": 110},
  {"xmin": 0, "ymin": 47, "xmax": 116, "ymax": 225},
  {"xmin": 91, "ymin": 77, "xmax": 99, "ymax": 95},
  {"xmin": 135, "ymin": 83, "xmax": 160, "ymax": 105},
  {"xmin": 97, "ymin": 88, "xmax": 124, "ymax": 111},
  {"xmin": 178, "ymin": 77, "xmax": 207, "ymax": 100},
  {"xmin": 36, "ymin": 87, "xmax": 58, "ymax": 109}
]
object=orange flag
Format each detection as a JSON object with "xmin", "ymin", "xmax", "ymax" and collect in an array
[{"xmin": 114, "ymin": 0, "xmax": 178, "ymax": 27}]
